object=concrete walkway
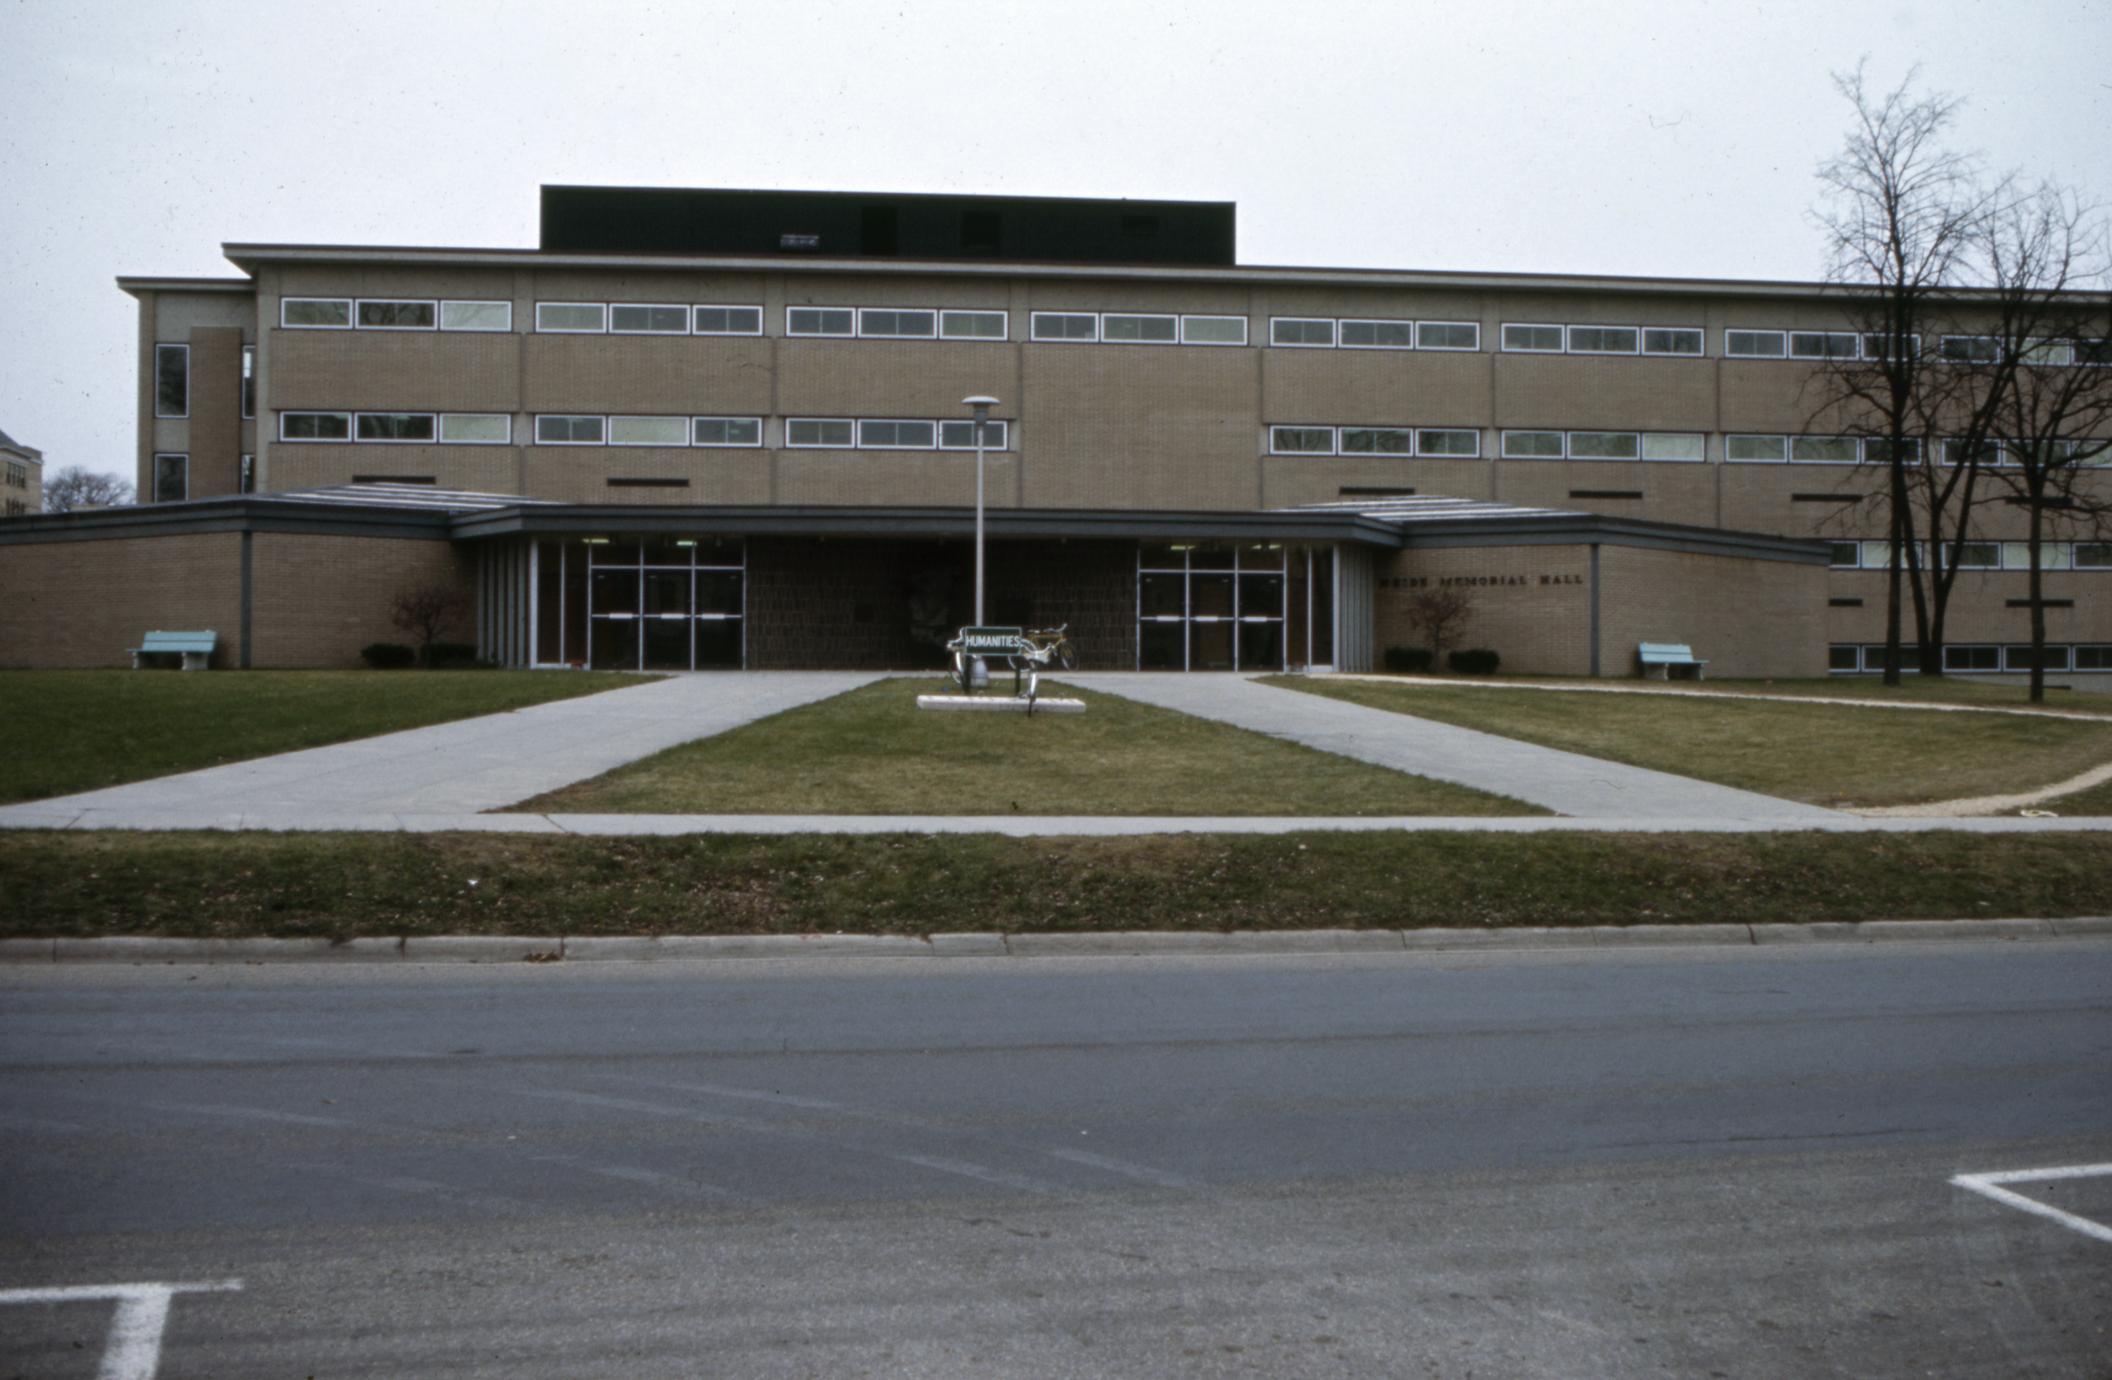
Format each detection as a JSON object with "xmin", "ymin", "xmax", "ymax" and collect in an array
[
  {"xmin": 1062, "ymin": 673, "xmax": 1842, "ymax": 822},
  {"xmin": 0, "ymin": 672, "xmax": 880, "ymax": 832}
]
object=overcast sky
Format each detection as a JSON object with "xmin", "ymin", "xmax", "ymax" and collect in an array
[{"xmin": 4, "ymin": 0, "xmax": 2109, "ymax": 484}]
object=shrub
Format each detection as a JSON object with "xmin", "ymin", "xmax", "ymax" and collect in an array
[
  {"xmin": 1448, "ymin": 648, "xmax": 1502, "ymax": 675},
  {"xmin": 424, "ymin": 641, "xmax": 480, "ymax": 669},
  {"xmin": 360, "ymin": 642, "xmax": 418, "ymax": 670},
  {"xmin": 1383, "ymin": 646, "xmax": 1435, "ymax": 673}
]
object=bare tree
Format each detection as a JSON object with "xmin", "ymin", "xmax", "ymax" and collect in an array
[
  {"xmin": 41, "ymin": 466, "xmax": 134, "ymax": 513},
  {"xmin": 1402, "ymin": 587, "xmax": 1474, "ymax": 664},
  {"xmin": 1967, "ymin": 184, "xmax": 2112, "ymax": 702},
  {"xmin": 1812, "ymin": 61, "xmax": 2006, "ymax": 681},
  {"xmin": 391, "ymin": 583, "xmax": 470, "ymax": 665}
]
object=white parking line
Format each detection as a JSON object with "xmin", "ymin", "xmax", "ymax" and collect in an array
[
  {"xmin": 1951, "ymin": 1162, "xmax": 2112, "ymax": 1245},
  {"xmin": 0, "ymin": 1279, "xmax": 242, "ymax": 1380}
]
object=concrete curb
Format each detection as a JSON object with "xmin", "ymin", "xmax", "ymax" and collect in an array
[{"xmin": 3, "ymin": 917, "xmax": 2105, "ymax": 965}]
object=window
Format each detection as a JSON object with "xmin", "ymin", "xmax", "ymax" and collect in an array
[
  {"xmin": 1791, "ymin": 436, "xmax": 1860, "ymax": 464},
  {"xmin": 1943, "ymin": 438, "xmax": 2003, "ymax": 467},
  {"xmin": 1416, "ymin": 321, "xmax": 1479, "ymax": 351},
  {"xmin": 610, "ymin": 304, "xmax": 690, "ymax": 334},
  {"xmin": 537, "ymin": 303, "xmax": 607, "ymax": 333},
  {"xmin": 1340, "ymin": 319, "xmax": 1415, "ymax": 349},
  {"xmin": 1101, "ymin": 313, "xmax": 1178, "ymax": 343},
  {"xmin": 152, "ymin": 453, "xmax": 187, "ymax": 503},
  {"xmin": 1860, "ymin": 332, "xmax": 1920, "ymax": 360},
  {"xmin": 1945, "ymin": 645, "xmax": 2001, "ymax": 672},
  {"xmin": 1417, "ymin": 428, "xmax": 1480, "ymax": 457},
  {"xmin": 787, "ymin": 307, "xmax": 856, "ymax": 337},
  {"xmin": 1828, "ymin": 644, "xmax": 1862, "ymax": 673},
  {"xmin": 439, "ymin": 414, "xmax": 511, "ymax": 444},
  {"xmin": 693, "ymin": 417, "xmax": 762, "ymax": 447},
  {"xmin": 2077, "ymin": 339, "xmax": 2112, "ymax": 366},
  {"xmin": 281, "ymin": 298, "xmax": 352, "ymax": 329},
  {"xmin": 355, "ymin": 412, "xmax": 436, "ymax": 442},
  {"xmin": 1828, "ymin": 541, "xmax": 1861, "ymax": 569},
  {"xmin": 1727, "ymin": 434, "xmax": 1788, "ymax": 463},
  {"xmin": 1789, "ymin": 331, "xmax": 1858, "ymax": 359},
  {"xmin": 440, "ymin": 300, "xmax": 512, "ymax": 332},
  {"xmin": 1939, "ymin": 335, "xmax": 1998, "ymax": 363},
  {"xmin": 2077, "ymin": 645, "xmax": 2112, "ymax": 670},
  {"xmin": 939, "ymin": 419, "xmax": 1008, "ymax": 449},
  {"xmin": 240, "ymin": 345, "xmax": 254, "ymax": 419},
  {"xmin": 279, "ymin": 411, "xmax": 351, "ymax": 441},
  {"xmin": 2077, "ymin": 543, "xmax": 2112, "ymax": 570},
  {"xmin": 2006, "ymin": 644, "xmax": 2071, "ymax": 672},
  {"xmin": 857, "ymin": 419, "xmax": 938, "ymax": 448},
  {"xmin": 1339, "ymin": 427, "xmax": 1415, "ymax": 455},
  {"xmin": 1568, "ymin": 431, "xmax": 1640, "ymax": 460},
  {"xmin": 694, "ymin": 305, "xmax": 763, "ymax": 336},
  {"xmin": 154, "ymin": 344, "xmax": 188, "ymax": 418},
  {"xmin": 1567, "ymin": 325, "xmax": 1639, "ymax": 355},
  {"xmin": 786, "ymin": 418, "xmax": 855, "ymax": 447},
  {"xmin": 239, "ymin": 453, "xmax": 255, "ymax": 494},
  {"xmin": 1501, "ymin": 324, "xmax": 1565, "ymax": 353},
  {"xmin": 536, "ymin": 415, "xmax": 606, "ymax": 445},
  {"xmin": 1270, "ymin": 426, "xmax": 1336, "ymax": 455},
  {"xmin": 1863, "ymin": 437, "xmax": 1920, "ymax": 465},
  {"xmin": 1947, "ymin": 541, "xmax": 2001, "ymax": 570},
  {"xmin": 356, "ymin": 299, "xmax": 436, "ymax": 330},
  {"xmin": 1502, "ymin": 430, "xmax": 1567, "ymax": 459},
  {"xmin": 1641, "ymin": 433, "xmax": 1706, "ymax": 462},
  {"xmin": 1030, "ymin": 312, "xmax": 1099, "ymax": 342},
  {"xmin": 1642, "ymin": 328, "xmax": 1704, "ymax": 357},
  {"xmin": 1725, "ymin": 329, "xmax": 1787, "ymax": 358},
  {"xmin": 609, "ymin": 416, "xmax": 690, "ymax": 446},
  {"xmin": 1270, "ymin": 318, "xmax": 1335, "ymax": 348},
  {"xmin": 858, "ymin": 308, "xmax": 937, "ymax": 338},
  {"xmin": 1182, "ymin": 315, "xmax": 1248, "ymax": 345},
  {"xmin": 940, "ymin": 310, "xmax": 1007, "ymax": 340}
]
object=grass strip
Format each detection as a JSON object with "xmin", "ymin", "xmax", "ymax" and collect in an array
[
  {"xmin": 0, "ymin": 670, "xmax": 654, "ymax": 804},
  {"xmin": 519, "ymin": 677, "xmax": 1535, "ymax": 816},
  {"xmin": 4, "ymin": 830, "xmax": 2108, "ymax": 939},
  {"xmin": 1266, "ymin": 675, "xmax": 2112, "ymax": 809}
]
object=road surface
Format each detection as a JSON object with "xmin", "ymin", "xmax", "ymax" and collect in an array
[{"xmin": 2, "ymin": 940, "xmax": 2108, "ymax": 1377}]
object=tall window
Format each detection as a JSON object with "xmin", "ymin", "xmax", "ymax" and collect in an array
[
  {"xmin": 154, "ymin": 345, "xmax": 189, "ymax": 418},
  {"xmin": 240, "ymin": 345, "xmax": 255, "ymax": 418},
  {"xmin": 153, "ymin": 453, "xmax": 188, "ymax": 503}
]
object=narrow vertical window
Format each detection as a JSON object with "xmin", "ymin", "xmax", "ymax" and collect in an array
[
  {"xmin": 155, "ymin": 344, "xmax": 189, "ymax": 418},
  {"xmin": 153, "ymin": 452, "xmax": 188, "ymax": 502},
  {"xmin": 240, "ymin": 345, "xmax": 255, "ymax": 419}
]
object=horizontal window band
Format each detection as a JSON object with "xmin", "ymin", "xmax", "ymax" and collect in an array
[
  {"xmin": 350, "ymin": 474, "xmax": 436, "ymax": 484},
  {"xmin": 606, "ymin": 477, "xmax": 692, "ymax": 488},
  {"xmin": 2007, "ymin": 598, "xmax": 2075, "ymax": 608},
  {"xmin": 1568, "ymin": 489, "xmax": 1643, "ymax": 499},
  {"xmin": 1828, "ymin": 597, "xmax": 1865, "ymax": 607},
  {"xmin": 1338, "ymin": 486, "xmax": 1416, "ymax": 496}
]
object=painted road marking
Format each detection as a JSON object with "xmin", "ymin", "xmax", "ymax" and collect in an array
[
  {"xmin": 1952, "ymin": 1162, "xmax": 2112, "ymax": 1245},
  {"xmin": 0, "ymin": 1279, "xmax": 241, "ymax": 1380}
]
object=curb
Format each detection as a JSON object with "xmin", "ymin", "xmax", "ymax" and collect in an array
[{"xmin": 1, "ymin": 917, "xmax": 2104, "ymax": 965}]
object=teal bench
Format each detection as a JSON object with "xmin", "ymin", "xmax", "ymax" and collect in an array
[
  {"xmin": 131, "ymin": 630, "xmax": 218, "ymax": 671},
  {"xmin": 1638, "ymin": 641, "xmax": 1707, "ymax": 681}
]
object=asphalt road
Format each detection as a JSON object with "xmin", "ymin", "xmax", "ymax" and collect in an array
[{"xmin": 2, "ymin": 940, "xmax": 2108, "ymax": 1378}]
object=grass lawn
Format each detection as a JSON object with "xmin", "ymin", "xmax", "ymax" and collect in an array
[
  {"xmin": 1699, "ymin": 677, "xmax": 2112, "ymax": 710},
  {"xmin": 2028, "ymin": 777, "xmax": 2112, "ymax": 816},
  {"xmin": 3, "ymin": 829, "xmax": 2107, "ymax": 938},
  {"xmin": 0, "ymin": 670, "xmax": 653, "ymax": 805},
  {"xmin": 517, "ymin": 677, "xmax": 1536, "ymax": 816},
  {"xmin": 1265, "ymin": 676, "xmax": 2112, "ymax": 809}
]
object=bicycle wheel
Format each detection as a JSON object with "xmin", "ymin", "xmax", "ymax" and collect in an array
[{"xmin": 1055, "ymin": 641, "xmax": 1078, "ymax": 671}]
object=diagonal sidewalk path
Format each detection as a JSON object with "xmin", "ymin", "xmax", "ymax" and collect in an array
[
  {"xmin": 0, "ymin": 672, "xmax": 881, "ymax": 831},
  {"xmin": 1061, "ymin": 673, "xmax": 1842, "ymax": 821}
]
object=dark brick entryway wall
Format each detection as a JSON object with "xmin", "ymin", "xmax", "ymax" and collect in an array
[{"xmin": 745, "ymin": 537, "xmax": 1133, "ymax": 669}]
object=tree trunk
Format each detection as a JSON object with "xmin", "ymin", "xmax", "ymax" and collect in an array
[
  {"xmin": 2027, "ymin": 498, "xmax": 2047, "ymax": 704},
  {"xmin": 1883, "ymin": 475, "xmax": 1906, "ymax": 685}
]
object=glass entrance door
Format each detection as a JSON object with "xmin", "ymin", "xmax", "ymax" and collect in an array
[
  {"xmin": 1135, "ymin": 541, "xmax": 1288, "ymax": 670},
  {"xmin": 534, "ymin": 537, "xmax": 745, "ymax": 669}
]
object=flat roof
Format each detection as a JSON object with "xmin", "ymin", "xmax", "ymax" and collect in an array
[
  {"xmin": 0, "ymin": 487, "xmax": 1830, "ymax": 565},
  {"xmin": 216, "ymin": 241, "xmax": 1873, "ymax": 302}
]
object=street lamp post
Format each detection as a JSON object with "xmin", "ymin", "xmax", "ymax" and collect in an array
[{"xmin": 962, "ymin": 395, "xmax": 998, "ymax": 628}]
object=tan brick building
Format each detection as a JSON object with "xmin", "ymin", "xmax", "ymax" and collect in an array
[
  {"xmin": 0, "ymin": 428, "xmax": 39, "ymax": 520},
  {"xmin": 1, "ymin": 188, "xmax": 2103, "ymax": 679}
]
